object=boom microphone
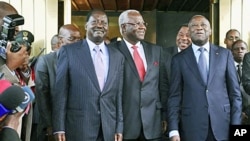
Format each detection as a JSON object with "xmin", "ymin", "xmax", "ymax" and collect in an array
[{"xmin": 0, "ymin": 85, "xmax": 26, "ymax": 117}]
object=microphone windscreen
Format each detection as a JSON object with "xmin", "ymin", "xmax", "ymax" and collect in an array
[
  {"xmin": 0, "ymin": 80, "xmax": 12, "ymax": 93},
  {"xmin": 0, "ymin": 85, "xmax": 25, "ymax": 110},
  {"xmin": 15, "ymin": 86, "xmax": 35, "ymax": 112}
]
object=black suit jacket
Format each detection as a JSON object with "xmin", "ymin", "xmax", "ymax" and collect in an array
[
  {"xmin": 161, "ymin": 46, "xmax": 178, "ymax": 81},
  {"xmin": 243, "ymin": 52, "xmax": 250, "ymax": 94}
]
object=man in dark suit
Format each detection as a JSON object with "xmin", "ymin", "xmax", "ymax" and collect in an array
[
  {"xmin": 35, "ymin": 24, "xmax": 81, "ymax": 141},
  {"xmin": 163, "ymin": 23, "xmax": 191, "ymax": 80},
  {"xmin": 231, "ymin": 40, "xmax": 250, "ymax": 124},
  {"xmin": 165, "ymin": 23, "xmax": 191, "ymax": 56},
  {"xmin": 243, "ymin": 52, "xmax": 250, "ymax": 94},
  {"xmin": 52, "ymin": 10, "xmax": 124, "ymax": 141},
  {"xmin": 167, "ymin": 15, "xmax": 242, "ymax": 141},
  {"xmin": 109, "ymin": 9, "xmax": 168, "ymax": 141}
]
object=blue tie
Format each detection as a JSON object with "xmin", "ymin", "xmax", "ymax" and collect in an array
[{"xmin": 198, "ymin": 47, "xmax": 208, "ymax": 84}]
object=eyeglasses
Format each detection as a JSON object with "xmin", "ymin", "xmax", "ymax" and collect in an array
[
  {"xmin": 227, "ymin": 36, "xmax": 240, "ymax": 41},
  {"xmin": 122, "ymin": 22, "xmax": 148, "ymax": 28},
  {"xmin": 59, "ymin": 36, "xmax": 81, "ymax": 42}
]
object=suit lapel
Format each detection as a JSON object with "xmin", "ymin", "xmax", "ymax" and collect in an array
[
  {"xmin": 117, "ymin": 40, "xmax": 140, "ymax": 79},
  {"xmin": 102, "ymin": 46, "xmax": 116, "ymax": 93},
  {"xmin": 141, "ymin": 41, "xmax": 152, "ymax": 79},
  {"xmin": 76, "ymin": 40, "xmax": 100, "ymax": 90},
  {"xmin": 207, "ymin": 45, "xmax": 219, "ymax": 86},
  {"xmin": 52, "ymin": 52, "xmax": 57, "ymax": 72}
]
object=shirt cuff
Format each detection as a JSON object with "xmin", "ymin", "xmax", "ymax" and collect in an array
[{"xmin": 169, "ymin": 130, "xmax": 179, "ymax": 138}]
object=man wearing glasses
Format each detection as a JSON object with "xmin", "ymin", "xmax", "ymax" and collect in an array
[
  {"xmin": 224, "ymin": 29, "xmax": 241, "ymax": 50},
  {"xmin": 109, "ymin": 9, "xmax": 168, "ymax": 141}
]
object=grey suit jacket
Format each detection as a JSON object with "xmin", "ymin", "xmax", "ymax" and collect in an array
[
  {"xmin": 0, "ymin": 57, "xmax": 19, "ymax": 84},
  {"xmin": 35, "ymin": 52, "xmax": 57, "ymax": 129},
  {"xmin": 52, "ymin": 40, "xmax": 124, "ymax": 141},
  {"xmin": 109, "ymin": 40, "xmax": 168, "ymax": 139},
  {"xmin": 167, "ymin": 44, "xmax": 242, "ymax": 141}
]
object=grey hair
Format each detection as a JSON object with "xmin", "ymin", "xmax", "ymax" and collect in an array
[{"xmin": 118, "ymin": 9, "xmax": 140, "ymax": 35}]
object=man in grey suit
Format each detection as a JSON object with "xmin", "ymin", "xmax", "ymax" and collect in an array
[
  {"xmin": 167, "ymin": 15, "xmax": 242, "ymax": 141},
  {"xmin": 109, "ymin": 10, "xmax": 168, "ymax": 141},
  {"xmin": 52, "ymin": 10, "xmax": 124, "ymax": 141},
  {"xmin": 35, "ymin": 24, "xmax": 81, "ymax": 141}
]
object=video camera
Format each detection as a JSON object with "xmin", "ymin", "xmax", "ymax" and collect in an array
[{"xmin": 0, "ymin": 14, "xmax": 24, "ymax": 52}]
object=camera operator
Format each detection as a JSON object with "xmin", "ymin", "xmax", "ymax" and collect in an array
[
  {"xmin": 0, "ymin": 2, "xmax": 33, "ymax": 141},
  {"xmin": 0, "ymin": 2, "xmax": 29, "ymax": 82}
]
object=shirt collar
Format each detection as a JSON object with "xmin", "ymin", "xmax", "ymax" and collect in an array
[
  {"xmin": 86, "ymin": 38, "xmax": 106, "ymax": 52},
  {"xmin": 123, "ymin": 38, "xmax": 141, "ymax": 49},
  {"xmin": 192, "ymin": 42, "xmax": 210, "ymax": 52}
]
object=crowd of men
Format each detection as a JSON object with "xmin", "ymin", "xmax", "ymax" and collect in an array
[{"xmin": 1, "ymin": 1, "xmax": 250, "ymax": 141}]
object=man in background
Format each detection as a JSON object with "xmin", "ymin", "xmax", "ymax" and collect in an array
[
  {"xmin": 35, "ymin": 24, "xmax": 81, "ymax": 141},
  {"xmin": 165, "ymin": 23, "xmax": 191, "ymax": 55},
  {"xmin": 163, "ymin": 23, "xmax": 191, "ymax": 80},
  {"xmin": 224, "ymin": 29, "xmax": 240, "ymax": 50},
  {"xmin": 0, "ymin": 2, "xmax": 32, "ymax": 141},
  {"xmin": 231, "ymin": 39, "xmax": 250, "ymax": 124},
  {"xmin": 50, "ymin": 34, "xmax": 60, "ymax": 52}
]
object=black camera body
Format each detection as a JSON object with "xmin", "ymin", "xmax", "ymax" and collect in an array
[{"xmin": 0, "ymin": 14, "xmax": 24, "ymax": 52}]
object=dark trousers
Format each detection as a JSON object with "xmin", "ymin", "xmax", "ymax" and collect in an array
[
  {"xmin": 206, "ymin": 117, "xmax": 216, "ymax": 141},
  {"xmin": 96, "ymin": 125, "xmax": 104, "ymax": 141}
]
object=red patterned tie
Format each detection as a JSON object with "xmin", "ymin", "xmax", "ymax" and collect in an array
[{"xmin": 132, "ymin": 45, "xmax": 145, "ymax": 81}]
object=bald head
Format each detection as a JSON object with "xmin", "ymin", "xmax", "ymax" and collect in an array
[
  {"xmin": 58, "ymin": 24, "xmax": 81, "ymax": 46},
  {"xmin": 0, "ymin": 2, "xmax": 18, "ymax": 28},
  {"xmin": 51, "ymin": 34, "xmax": 59, "ymax": 51}
]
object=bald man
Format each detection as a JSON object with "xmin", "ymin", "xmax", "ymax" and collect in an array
[
  {"xmin": 35, "ymin": 24, "xmax": 81, "ymax": 141},
  {"xmin": 50, "ymin": 34, "xmax": 60, "ymax": 52}
]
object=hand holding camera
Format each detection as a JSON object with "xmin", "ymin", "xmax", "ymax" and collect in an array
[
  {"xmin": 0, "ymin": 14, "xmax": 34, "ymax": 71},
  {"xmin": 5, "ymin": 42, "xmax": 29, "ymax": 71}
]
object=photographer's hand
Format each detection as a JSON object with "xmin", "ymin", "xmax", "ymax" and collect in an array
[
  {"xmin": 1, "ymin": 112, "xmax": 23, "ymax": 131},
  {"xmin": 5, "ymin": 42, "xmax": 28, "ymax": 71}
]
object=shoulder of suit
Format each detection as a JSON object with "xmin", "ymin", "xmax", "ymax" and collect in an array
[{"xmin": 141, "ymin": 40, "xmax": 161, "ymax": 47}]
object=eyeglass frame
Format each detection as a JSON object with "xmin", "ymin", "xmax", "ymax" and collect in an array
[
  {"xmin": 122, "ymin": 22, "xmax": 148, "ymax": 28},
  {"xmin": 59, "ymin": 35, "xmax": 81, "ymax": 42}
]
